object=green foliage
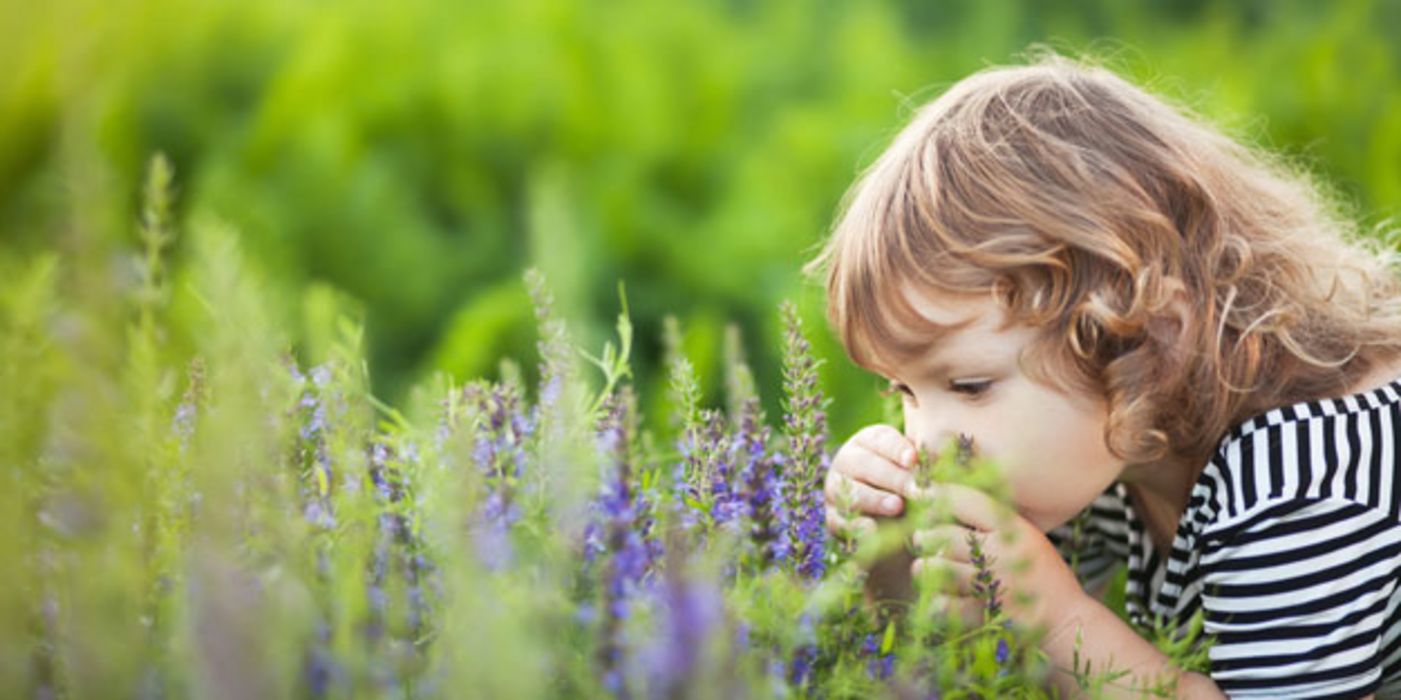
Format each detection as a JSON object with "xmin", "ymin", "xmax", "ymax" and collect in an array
[
  {"xmin": 4, "ymin": 0, "xmax": 1399, "ymax": 442},
  {"xmin": 0, "ymin": 149, "xmax": 1243, "ymax": 700}
]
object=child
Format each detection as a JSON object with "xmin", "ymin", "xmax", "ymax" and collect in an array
[{"xmin": 808, "ymin": 52, "xmax": 1401, "ymax": 699}]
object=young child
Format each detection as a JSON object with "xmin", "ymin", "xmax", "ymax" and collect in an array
[{"xmin": 808, "ymin": 53, "xmax": 1401, "ymax": 699}]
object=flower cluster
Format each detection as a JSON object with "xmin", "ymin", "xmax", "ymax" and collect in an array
[{"xmin": 780, "ymin": 302, "xmax": 829, "ymax": 581}]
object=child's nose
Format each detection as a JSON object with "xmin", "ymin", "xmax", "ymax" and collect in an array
[{"xmin": 902, "ymin": 415, "xmax": 961, "ymax": 461}]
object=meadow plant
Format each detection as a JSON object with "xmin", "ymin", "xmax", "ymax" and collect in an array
[{"xmin": 0, "ymin": 155, "xmax": 1211, "ymax": 698}]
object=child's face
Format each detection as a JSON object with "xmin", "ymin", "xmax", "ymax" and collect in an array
[{"xmin": 880, "ymin": 286, "xmax": 1125, "ymax": 533}]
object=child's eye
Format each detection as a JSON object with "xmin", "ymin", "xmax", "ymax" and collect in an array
[{"xmin": 948, "ymin": 379, "xmax": 992, "ymax": 397}]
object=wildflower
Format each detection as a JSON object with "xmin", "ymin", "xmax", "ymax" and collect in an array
[
  {"xmin": 860, "ymin": 633, "xmax": 896, "ymax": 681},
  {"xmin": 735, "ymin": 399, "xmax": 789, "ymax": 567},
  {"xmin": 787, "ymin": 613, "xmax": 819, "ymax": 690},
  {"xmin": 670, "ymin": 405, "xmax": 739, "ymax": 536},
  {"xmin": 779, "ymin": 302, "xmax": 829, "ymax": 580},
  {"xmin": 643, "ymin": 540, "xmax": 724, "ymax": 698},
  {"xmin": 461, "ymin": 381, "xmax": 533, "ymax": 570},
  {"xmin": 591, "ymin": 391, "xmax": 661, "ymax": 697},
  {"xmin": 525, "ymin": 268, "xmax": 574, "ymax": 414},
  {"xmin": 291, "ymin": 362, "xmax": 336, "ymax": 529},
  {"xmin": 966, "ymin": 530, "xmax": 1003, "ymax": 622},
  {"xmin": 789, "ymin": 644, "xmax": 818, "ymax": 690},
  {"xmin": 303, "ymin": 620, "xmax": 340, "ymax": 697},
  {"xmin": 170, "ymin": 356, "xmax": 205, "ymax": 451}
]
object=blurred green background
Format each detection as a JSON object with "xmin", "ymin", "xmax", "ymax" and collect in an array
[{"xmin": 3, "ymin": 0, "xmax": 1400, "ymax": 439}]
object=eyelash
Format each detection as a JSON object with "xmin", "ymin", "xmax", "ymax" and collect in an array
[{"xmin": 884, "ymin": 380, "xmax": 993, "ymax": 399}]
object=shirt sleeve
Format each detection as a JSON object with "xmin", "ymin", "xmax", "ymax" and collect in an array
[{"xmin": 1198, "ymin": 497, "xmax": 1401, "ymax": 699}]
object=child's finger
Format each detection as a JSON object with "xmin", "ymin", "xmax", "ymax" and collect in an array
[
  {"xmin": 910, "ymin": 482, "xmax": 1009, "ymax": 531},
  {"xmin": 838, "ymin": 443, "xmax": 918, "ymax": 499},
  {"xmin": 911, "ymin": 525, "xmax": 975, "ymax": 562},
  {"xmin": 922, "ymin": 593, "xmax": 983, "ymax": 628},
  {"xmin": 851, "ymin": 424, "xmax": 917, "ymax": 469},
  {"xmin": 912, "ymin": 557, "xmax": 978, "ymax": 596},
  {"xmin": 825, "ymin": 471, "xmax": 905, "ymax": 517},
  {"xmin": 824, "ymin": 506, "xmax": 876, "ymax": 538}
]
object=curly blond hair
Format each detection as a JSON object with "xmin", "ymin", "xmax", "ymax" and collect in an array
[{"xmin": 806, "ymin": 51, "xmax": 1401, "ymax": 471}]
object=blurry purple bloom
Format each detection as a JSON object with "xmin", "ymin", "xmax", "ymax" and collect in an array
[
  {"xmin": 644, "ymin": 562, "xmax": 724, "ymax": 697},
  {"xmin": 472, "ymin": 518, "xmax": 515, "ymax": 571},
  {"xmin": 171, "ymin": 399, "xmax": 197, "ymax": 449},
  {"xmin": 590, "ymin": 391, "xmax": 661, "ymax": 698},
  {"xmin": 304, "ymin": 647, "xmax": 336, "ymax": 697},
  {"xmin": 861, "ymin": 633, "xmax": 895, "ymax": 681},
  {"xmin": 789, "ymin": 644, "xmax": 817, "ymax": 689},
  {"xmin": 303, "ymin": 499, "xmax": 336, "ymax": 530},
  {"xmin": 576, "ymin": 603, "xmax": 597, "ymax": 626}
]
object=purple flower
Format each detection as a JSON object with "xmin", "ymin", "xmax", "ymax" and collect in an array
[
  {"xmin": 673, "ymin": 409, "xmax": 730, "ymax": 531},
  {"xmin": 967, "ymin": 531, "xmax": 1002, "ymax": 621},
  {"xmin": 590, "ymin": 391, "xmax": 663, "ymax": 696},
  {"xmin": 860, "ymin": 634, "xmax": 896, "ymax": 681},
  {"xmin": 779, "ymin": 302, "xmax": 830, "ymax": 580},
  {"xmin": 789, "ymin": 644, "xmax": 817, "ymax": 689},
  {"xmin": 171, "ymin": 359, "xmax": 204, "ymax": 451},
  {"xmin": 525, "ymin": 269, "xmax": 574, "ymax": 417},
  {"xmin": 643, "ymin": 557, "xmax": 724, "ymax": 697}
]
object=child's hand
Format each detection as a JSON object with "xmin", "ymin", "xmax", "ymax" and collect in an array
[
  {"xmin": 909, "ymin": 482, "xmax": 1086, "ymax": 632},
  {"xmin": 823, "ymin": 424, "xmax": 918, "ymax": 537}
]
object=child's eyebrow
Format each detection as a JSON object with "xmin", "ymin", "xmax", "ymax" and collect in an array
[{"xmin": 883, "ymin": 326, "xmax": 982, "ymax": 380}]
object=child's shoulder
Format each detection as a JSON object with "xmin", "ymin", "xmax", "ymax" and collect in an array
[{"xmin": 1196, "ymin": 369, "xmax": 1401, "ymax": 539}]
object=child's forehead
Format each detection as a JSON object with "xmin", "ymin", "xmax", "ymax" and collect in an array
[{"xmin": 861, "ymin": 282, "xmax": 1018, "ymax": 370}]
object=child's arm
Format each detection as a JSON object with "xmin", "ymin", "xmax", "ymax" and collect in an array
[
  {"xmin": 1042, "ymin": 595, "xmax": 1226, "ymax": 699},
  {"xmin": 908, "ymin": 482, "xmax": 1225, "ymax": 698}
]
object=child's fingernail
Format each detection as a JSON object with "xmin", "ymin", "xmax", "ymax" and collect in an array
[
  {"xmin": 902, "ymin": 448, "xmax": 916, "ymax": 466},
  {"xmin": 881, "ymin": 495, "xmax": 902, "ymax": 513}
]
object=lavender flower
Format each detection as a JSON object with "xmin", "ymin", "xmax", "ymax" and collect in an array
[
  {"xmin": 526, "ymin": 268, "xmax": 574, "ymax": 415},
  {"xmin": 779, "ymin": 302, "xmax": 829, "ymax": 580},
  {"xmin": 303, "ymin": 620, "xmax": 341, "ymax": 697},
  {"xmin": 787, "ymin": 613, "xmax": 819, "ymax": 691},
  {"xmin": 734, "ymin": 399, "xmax": 789, "ymax": 567},
  {"xmin": 170, "ymin": 357, "xmax": 205, "ymax": 451},
  {"xmin": 291, "ymin": 362, "xmax": 336, "ymax": 530},
  {"xmin": 643, "ymin": 541, "xmax": 724, "ymax": 698},
  {"xmin": 967, "ymin": 530, "xmax": 1003, "ymax": 622},
  {"xmin": 461, "ymin": 381, "xmax": 534, "ymax": 571},
  {"xmin": 591, "ymin": 391, "xmax": 662, "ymax": 697},
  {"xmin": 860, "ymin": 633, "xmax": 895, "ymax": 681}
]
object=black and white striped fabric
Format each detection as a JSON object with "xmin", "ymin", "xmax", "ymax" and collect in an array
[{"xmin": 1049, "ymin": 377, "xmax": 1401, "ymax": 699}]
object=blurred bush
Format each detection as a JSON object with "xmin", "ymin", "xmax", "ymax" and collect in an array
[{"xmin": 2, "ymin": 0, "xmax": 1399, "ymax": 438}]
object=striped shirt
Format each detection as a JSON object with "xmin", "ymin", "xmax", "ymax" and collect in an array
[{"xmin": 1049, "ymin": 376, "xmax": 1401, "ymax": 698}]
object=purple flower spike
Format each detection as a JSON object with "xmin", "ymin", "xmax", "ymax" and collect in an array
[
  {"xmin": 644, "ymin": 549, "xmax": 724, "ymax": 698},
  {"xmin": 779, "ymin": 302, "xmax": 830, "ymax": 580},
  {"xmin": 967, "ymin": 531, "xmax": 1003, "ymax": 621}
]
